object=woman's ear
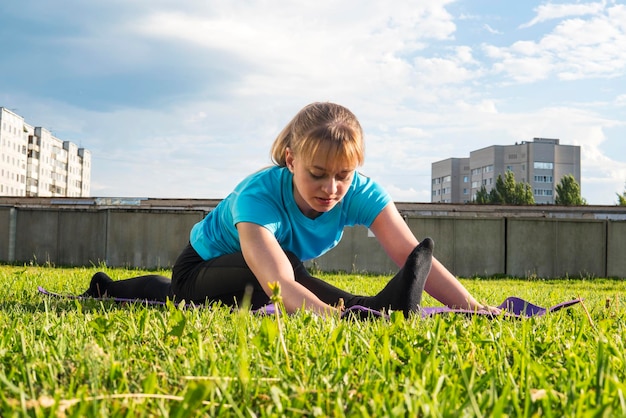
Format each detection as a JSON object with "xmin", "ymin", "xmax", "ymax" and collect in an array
[{"xmin": 285, "ymin": 147, "xmax": 295, "ymax": 172}]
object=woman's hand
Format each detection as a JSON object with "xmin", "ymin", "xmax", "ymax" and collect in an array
[{"xmin": 477, "ymin": 304, "xmax": 502, "ymax": 315}]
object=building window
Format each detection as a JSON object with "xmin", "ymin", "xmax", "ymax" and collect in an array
[
  {"xmin": 463, "ymin": 176, "xmax": 469, "ymax": 182},
  {"xmin": 534, "ymin": 175, "xmax": 553, "ymax": 183},
  {"xmin": 534, "ymin": 162, "xmax": 554, "ymax": 170},
  {"xmin": 534, "ymin": 189, "xmax": 554, "ymax": 196}
]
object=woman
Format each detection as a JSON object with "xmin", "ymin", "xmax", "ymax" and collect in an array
[{"xmin": 84, "ymin": 102, "xmax": 497, "ymax": 317}]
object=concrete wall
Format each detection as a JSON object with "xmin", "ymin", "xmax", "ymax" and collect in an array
[
  {"xmin": 506, "ymin": 218, "xmax": 606, "ymax": 278},
  {"xmin": 0, "ymin": 201, "xmax": 624, "ymax": 278},
  {"xmin": 105, "ymin": 210, "xmax": 203, "ymax": 268},
  {"xmin": 13, "ymin": 208, "xmax": 109, "ymax": 266},
  {"xmin": 4, "ymin": 207, "xmax": 202, "ymax": 269},
  {"xmin": 310, "ymin": 226, "xmax": 398, "ymax": 274},
  {"xmin": 398, "ymin": 217, "xmax": 505, "ymax": 277},
  {"xmin": 15, "ymin": 209, "xmax": 60, "ymax": 264},
  {"xmin": 307, "ymin": 217, "xmax": 507, "ymax": 276},
  {"xmin": 0, "ymin": 207, "xmax": 13, "ymax": 261},
  {"xmin": 311, "ymin": 216, "xmax": 623, "ymax": 278},
  {"xmin": 607, "ymin": 220, "xmax": 626, "ymax": 278}
]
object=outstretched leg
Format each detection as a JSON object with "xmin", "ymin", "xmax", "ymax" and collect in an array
[
  {"xmin": 81, "ymin": 272, "xmax": 173, "ymax": 302},
  {"xmin": 292, "ymin": 238, "xmax": 434, "ymax": 317}
]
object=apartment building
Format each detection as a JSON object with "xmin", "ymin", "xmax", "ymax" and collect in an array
[
  {"xmin": 432, "ymin": 138, "xmax": 581, "ymax": 204},
  {"xmin": 0, "ymin": 107, "xmax": 91, "ymax": 197}
]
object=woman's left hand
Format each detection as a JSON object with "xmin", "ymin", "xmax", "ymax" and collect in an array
[{"xmin": 478, "ymin": 304, "xmax": 502, "ymax": 315}]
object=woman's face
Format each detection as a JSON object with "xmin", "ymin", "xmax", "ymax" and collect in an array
[{"xmin": 286, "ymin": 147, "xmax": 355, "ymax": 219}]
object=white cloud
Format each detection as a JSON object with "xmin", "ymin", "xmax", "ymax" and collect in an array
[
  {"xmin": 382, "ymin": 184, "xmax": 422, "ymax": 202},
  {"xmin": 483, "ymin": 24, "xmax": 502, "ymax": 35},
  {"xmin": 485, "ymin": 3, "xmax": 626, "ymax": 83},
  {"xmin": 3, "ymin": 0, "xmax": 626, "ymax": 204},
  {"xmin": 520, "ymin": 1, "xmax": 607, "ymax": 28},
  {"xmin": 412, "ymin": 46, "xmax": 483, "ymax": 85},
  {"xmin": 127, "ymin": 0, "xmax": 461, "ymax": 102},
  {"xmin": 616, "ymin": 94, "xmax": 626, "ymax": 106}
]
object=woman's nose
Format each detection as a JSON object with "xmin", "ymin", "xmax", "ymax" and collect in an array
[{"xmin": 322, "ymin": 177, "xmax": 338, "ymax": 194}]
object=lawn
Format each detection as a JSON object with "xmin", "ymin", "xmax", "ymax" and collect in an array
[{"xmin": 0, "ymin": 265, "xmax": 625, "ymax": 417}]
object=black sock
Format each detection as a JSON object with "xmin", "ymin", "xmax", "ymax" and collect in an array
[
  {"xmin": 358, "ymin": 237, "xmax": 434, "ymax": 317},
  {"xmin": 81, "ymin": 272, "xmax": 114, "ymax": 297}
]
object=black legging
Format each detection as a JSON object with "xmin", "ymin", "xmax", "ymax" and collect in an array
[
  {"xmin": 104, "ymin": 243, "xmax": 367, "ymax": 309},
  {"xmin": 96, "ymin": 239, "xmax": 432, "ymax": 316}
]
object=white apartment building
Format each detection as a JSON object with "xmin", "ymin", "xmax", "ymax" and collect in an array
[
  {"xmin": 0, "ymin": 107, "xmax": 91, "ymax": 197},
  {"xmin": 432, "ymin": 138, "xmax": 581, "ymax": 204}
]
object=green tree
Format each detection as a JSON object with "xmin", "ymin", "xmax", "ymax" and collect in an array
[
  {"xmin": 487, "ymin": 175, "xmax": 504, "ymax": 204},
  {"xmin": 490, "ymin": 172, "xmax": 507, "ymax": 203},
  {"xmin": 502, "ymin": 170, "xmax": 518, "ymax": 203},
  {"xmin": 618, "ymin": 183, "xmax": 626, "ymax": 206},
  {"xmin": 555, "ymin": 174, "xmax": 586, "ymax": 206},
  {"xmin": 475, "ymin": 186, "xmax": 490, "ymax": 204},
  {"xmin": 474, "ymin": 171, "xmax": 535, "ymax": 205},
  {"xmin": 514, "ymin": 182, "xmax": 535, "ymax": 205}
]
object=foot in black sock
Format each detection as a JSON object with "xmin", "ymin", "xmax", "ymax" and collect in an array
[
  {"xmin": 368, "ymin": 237, "xmax": 434, "ymax": 317},
  {"xmin": 81, "ymin": 272, "xmax": 113, "ymax": 297}
]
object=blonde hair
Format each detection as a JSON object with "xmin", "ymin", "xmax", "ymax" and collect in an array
[{"xmin": 270, "ymin": 102, "xmax": 365, "ymax": 169}]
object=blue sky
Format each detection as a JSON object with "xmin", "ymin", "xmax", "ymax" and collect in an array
[{"xmin": 1, "ymin": 0, "xmax": 625, "ymax": 204}]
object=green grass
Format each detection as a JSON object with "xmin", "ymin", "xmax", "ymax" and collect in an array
[{"xmin": 0, "ymin": 265, "xmax": 625, "ymax": 417}]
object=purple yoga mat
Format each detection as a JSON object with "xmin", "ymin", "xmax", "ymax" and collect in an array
[
  {"xmin": 38, "ymin": 286, "xmax": 581, "ymax": 319},
  {"xmin": 418, "ymin": 296, "xmax": 583, "ymax": 318}
]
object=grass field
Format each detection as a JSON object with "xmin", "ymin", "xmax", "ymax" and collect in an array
[{"xmin": 0, "ymin": 265, "xmax": 625, "ymax": 417}]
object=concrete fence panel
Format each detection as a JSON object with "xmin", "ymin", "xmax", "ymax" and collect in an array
[
  {"xmin": 308, "ymin": 226, "xmax": 397, "ymax": 274},
  {"xmin": 406, "ymin": 217, "xmax": 455, "ymax": 272},
  {"xmin": 105, "ymin": 210, "xmax": 203, "ymax": 269},
  {"xmin": 507, "ymin": 219, "xmax": 606, "ymax": 278},
  {"xmin": 14, "ymin": 209, "xmax": 59, "ymax": 264},
  {"xmin": 407, "ymin": 217, "xmax": 505, "ymax": 277},
  {"xmin": 553, "ymin": 220, "xmax": 606, "ymax": 278},
  {"xmin": 0, "ymin": 207, "xmax": 12, "ymax": 261},
  {"xmin": 57, "ymin": 210, "xmax": 107, "ymax": 266},
  {"xmin": 607, "ymin": 221, "xmax": 626, "ymax": 278},
  {"xmin": 451, "ymin": 218, "xmax": 505, "ymax": 277},
  {"xmin": 507, "ymin": 219, "xmax": 558, "ymax": 277},
  {"xmin": 346, "ymin": 226, "xmax": 397, "ymax": 274}
]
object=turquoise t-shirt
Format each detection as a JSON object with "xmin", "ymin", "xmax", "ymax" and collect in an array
[{"xmin": 189, "ymin": 166, "xmax": 391, "ymax": 261}]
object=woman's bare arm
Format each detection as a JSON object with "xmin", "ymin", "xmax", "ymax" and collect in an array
[
  {"xmin": 237, "ymin": 221, "xmax": 338, "ymax": 315},
  {"xmin": 369, "ymin": 204, "xmax": 495, "ymax": 311}
]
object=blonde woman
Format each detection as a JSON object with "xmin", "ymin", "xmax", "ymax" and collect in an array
[{"xmin": 84, "ymin": 102, "xmax": 498, "ymax": 317}]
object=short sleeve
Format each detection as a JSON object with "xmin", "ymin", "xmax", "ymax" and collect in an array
[{"xmin": 342, "ymin": 173, "xmax": 392, "ymax": 227}]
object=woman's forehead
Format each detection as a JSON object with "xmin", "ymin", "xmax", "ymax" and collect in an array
[
  {"xmin": 303, "ymin": 142, "xmax": 359, "ymax": 169},
  {"xmin": 306, "ymin": 152, "xmax": 355, "ymax": 172}
]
